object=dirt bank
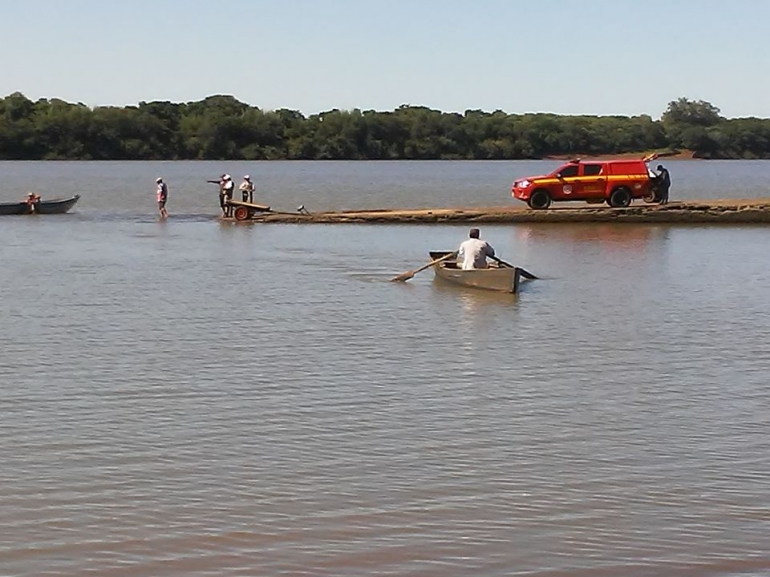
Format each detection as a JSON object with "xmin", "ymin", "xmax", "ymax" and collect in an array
[{"xmin": 232, "ymin": 199, "xmax": 770, "ymax": 225}]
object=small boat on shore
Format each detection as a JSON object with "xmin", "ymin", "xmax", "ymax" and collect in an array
[
  {"xmin": 429, "ymin": 251, "xmax": 523, "ymax": 294},
  {"xmin": 0, "ymin": 195, "xmax": 81, "ymax": 215}
]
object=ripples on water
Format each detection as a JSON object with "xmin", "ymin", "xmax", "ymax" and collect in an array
[{"xmin": 2, "ymin": 163, "xmax": 770, "ymax": 576}]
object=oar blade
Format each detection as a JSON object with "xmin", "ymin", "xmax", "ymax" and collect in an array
[
  {"xmin": 391, "ymin": 270, "xmax": 416, "ymax": 282},
  {"xmin": 391, "ymin": 252, "xmax": 456, "ymax": 283}
]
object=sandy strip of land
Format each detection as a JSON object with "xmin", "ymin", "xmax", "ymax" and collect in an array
[{"xmin": 231, "ymin": 199, "xmax": 770, "ymax": 224}]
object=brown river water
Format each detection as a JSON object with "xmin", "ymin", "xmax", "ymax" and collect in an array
[{"xmin": 1, "ymin": 161, "xmax": 770, "ymax": 576}]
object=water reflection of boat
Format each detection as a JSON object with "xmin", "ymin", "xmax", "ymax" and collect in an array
[
  {"xmin": 515, "ymin": 223, "xmax": 665, "ymax": 248},
  {"xmin": 429, "ymin": 251, "xmax": 522, "ymax": 294},
  {"xmin": 0, "ymin": 195, "xmax": 80, "ymax": 215}
]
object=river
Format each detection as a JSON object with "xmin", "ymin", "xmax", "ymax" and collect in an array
[{"xmin": 1, "ymin": 160, "xmax": 769, "ymax": 576}]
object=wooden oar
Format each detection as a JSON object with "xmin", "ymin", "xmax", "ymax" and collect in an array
[
  {"xmin": 391, "ymin": 252, "xmax": 457, "ymax": 282},
  {"xmin": 489, "ymin": 255, "xmax": 539, "ymax": 280}
]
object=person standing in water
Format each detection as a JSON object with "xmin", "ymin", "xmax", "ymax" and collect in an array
[
  {"xmin": 156, "ymin": 177, "xmax": 169, "ymax": 218},
  {"xmin": 207, "ymin": 174, "xmax": 231, "ymax": 216},
  {"xmin": 222, "ymin": 174, "xmax": 235, "ymax": 217},
  {"xmin": 239, "ymin": 175, "xmax": 255, "ymax": 204},
  {"xmin": 208, "ymin": 174, "xmax": 228, "ymax": 216}
]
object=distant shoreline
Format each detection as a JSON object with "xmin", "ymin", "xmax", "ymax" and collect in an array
[
  {"xmin": 3, "ymin": 92, "xmax": 769, "ymax": 161},
  {"xmin": 545, "ymin": 150, "xmax": 697, "ymax": 161},
  {"xmin": 0, "ymin": 151, "xmax": 704, "ymax": 162}
]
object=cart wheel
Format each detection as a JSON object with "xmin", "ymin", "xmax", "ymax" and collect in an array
[{"xmin": 233, "ymin": 206, "xmax": 250, "ymax": 221}]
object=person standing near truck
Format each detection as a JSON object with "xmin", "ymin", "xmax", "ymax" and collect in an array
[{"xmin": 655, "ymin": 164, "xmax": 671, "ymax": 204}]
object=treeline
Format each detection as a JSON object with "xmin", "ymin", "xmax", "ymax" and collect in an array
[{"xmin": 1, "ymin": 93, "xmax": 769, "ymax": 160}]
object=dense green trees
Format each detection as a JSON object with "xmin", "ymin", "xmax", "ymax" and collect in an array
[{"xmin": 1, "ymin": 93, "xmax": 768, "ymax": 160}]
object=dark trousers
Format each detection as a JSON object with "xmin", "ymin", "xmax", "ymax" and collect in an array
[{"xmin": 659, "ymin": 184, "xmax": 670, "ymax": 204}]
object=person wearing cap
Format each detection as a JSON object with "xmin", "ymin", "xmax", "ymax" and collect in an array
[
  {"xmin": 210, "ymin": 174, "xmax": 228, "ymax": 216},
  {"xmin": 222, "ymin": 174, "xmax": 235, "ymax": 216},
  {"xmin": 457, "ymin": 228, "xmax": 495, "ymax": 270},
  {"xmin": 155, "ymin": 177, "xmax": 169, "ymax": 218},
  {"xmin": 239, "ymin": 175, "xmax": 255, "ymax": 204},
  {"xmin": 24, "ymin": 192, "xmax": 42, "ymax": 213},
  {"xmin": 654, "ymin": 164, "xmax": 671, "ymax": 204}
]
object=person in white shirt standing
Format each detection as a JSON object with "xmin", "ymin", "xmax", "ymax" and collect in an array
[
  {"xmin": 222, "ymin": 174, "xmax": 235, "ymax": 216},
  {"xmin": 239, "ymin": 175, "xmax": 254, "ymax": 204},
  {"xmin": 458, "ymin": 228, "xmax": 495, "ymax": 270}
]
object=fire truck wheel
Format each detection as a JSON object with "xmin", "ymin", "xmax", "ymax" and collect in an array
[
  {"xmin": 528, "ymin": 189, "xmax": 552, "ymax": 210},
  {"xmin": 609, "ymin": 187, "xmax": 632, "ymax": 208}
]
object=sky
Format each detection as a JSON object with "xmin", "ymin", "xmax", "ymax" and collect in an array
[{"xmin": 1, "ymin": 0, "xmax": 768, "ymax": 119}]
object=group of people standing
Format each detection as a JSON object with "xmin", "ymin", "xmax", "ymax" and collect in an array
[
  {"xmin": 153, "ymin": 174, "xmax": 256, "ymax": 219},
  {"xmin": 208, "ymin": 174, "xmax": 255, "ymax": 217}
]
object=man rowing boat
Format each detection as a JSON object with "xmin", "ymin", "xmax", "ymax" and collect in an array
[{"xmin": 457, "ymin": 228, "xmax": 495, "ymax": 270}]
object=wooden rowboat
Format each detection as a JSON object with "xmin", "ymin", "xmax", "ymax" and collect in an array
[
  {"xmin": 0, "ymin": 195, "xmax": 80, "ymax": 215},
  {"xmin": 36, "ymin": 195, "xmax": 81, "ymax": 214},
  {"xmin": 0, "ymin": 201, "xmax": 28, "ymax": 215},
  {"xmin": 429, "ymin": 251, "xmax": 522, "ymax": 294}
]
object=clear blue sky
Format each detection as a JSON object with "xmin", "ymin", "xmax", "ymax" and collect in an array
[{"xmin": 2, "ymin": 0, "xmax": 767, "ymax": 118}]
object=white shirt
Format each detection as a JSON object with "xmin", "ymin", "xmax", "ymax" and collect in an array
[
  {"xmin": 239, "ymin": 181, "xmax": 254, "ymax": 192},
  {"xmin": 458, "ymin": 238, "xmax": 495, "ymax": 270},
  {"xmin": 223, "ymin": 180, "xmax": 234, "ymax": 192}
]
